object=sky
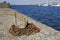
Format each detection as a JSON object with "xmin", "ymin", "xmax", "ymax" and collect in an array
[{"xmin": 0, "ymin": 0, "xmax": 60, "ymax": 5}]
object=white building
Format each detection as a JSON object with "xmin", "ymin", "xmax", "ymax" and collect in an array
[
  {"xmin": 56, "ymin": 3, "xmax": 60, "ymax": 6},
  {"xmin": 51, "ymin": 3, "xmax": 60, "ymax": 6},
  {"xmin": 40, "ymin": 3, "xmax": 48, "ymax": 6}
]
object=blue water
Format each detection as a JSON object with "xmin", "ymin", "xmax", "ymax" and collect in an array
[{"xmin": 11, "ymin": 5, "xmax": 60, "ymax": 31}]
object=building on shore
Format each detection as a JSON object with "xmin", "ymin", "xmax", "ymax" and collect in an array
[{"xmin": 0, "ymin": 1, "xmax": 10, "ymax": 8}]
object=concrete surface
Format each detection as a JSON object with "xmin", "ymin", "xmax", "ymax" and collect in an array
[{"xmin": 0, "ymin": 8, "xmax": 60, "ymax": 40}]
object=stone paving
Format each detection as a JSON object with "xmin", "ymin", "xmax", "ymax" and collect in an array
[{"xmin": 0, "ymin": 8, "xmax": 60, "ymax": 40}]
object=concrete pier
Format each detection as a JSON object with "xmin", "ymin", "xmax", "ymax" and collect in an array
[{"xmin": 0, "ymin": 8, "xmax": 60, "ymax": 40}]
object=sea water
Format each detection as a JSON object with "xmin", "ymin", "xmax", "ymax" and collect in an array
[{"xmin": 11, "ymin": 5, "xmax": 60, "ymax": 31}]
